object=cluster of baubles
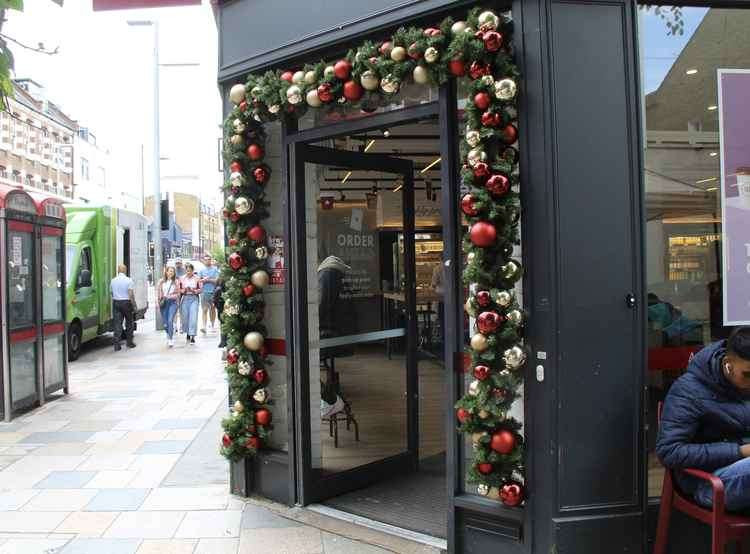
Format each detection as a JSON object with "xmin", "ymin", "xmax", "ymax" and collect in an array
[{"xmin": 221, "ymin": 7, "xmax": 526, "ymax": 502}]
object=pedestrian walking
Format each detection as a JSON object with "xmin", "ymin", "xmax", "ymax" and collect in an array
[
  {"xmin": 214, "ymin": 278, "xmax": 227, "ymax": 349},
  {"xmin": 174, "ymin": 258, "xmax": 186, "ymax": 333},
  {"xmin": 179, "ymin": 262, "xmax": 202, "ymax": 344},
  {"xmin": 199, "ymin": 255, "xmax": 220, "ymax": 334},
  {"xmin": 157, "ymin": 266, "xmax": 180, "ymax": 347},
  {"xmin": 111, "ymin": 264, "xmax": 136, "ymax": 351}
]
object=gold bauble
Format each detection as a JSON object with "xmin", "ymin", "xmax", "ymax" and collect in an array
[
  {"xmin": 486, "ymin": 487, "xmax": 501, "ymax": 501},
  {"xmin": 255, "ymin": 246, "xmax": 268, "ymax": 260},
  {"xmin": 467, "ymin": 148, "xmax": 487, "ymax": 168},
  {"xmin": 480, "ymin": 75, "xmax": 495, "ymax": 86},
  {"xmin": 304, "ymin": 71, "xmax": 317, "ymax": 85},
  {"xmin": 471, "ymin": 333, "xmax": 489, "ymax": 352},
  {"xmin": 232, "ymin": 118, "xmax": 246, "ymax": 133},
  {"xmin": 413, "ymin": 65, "xmax": 430, "ymax": 85},
  {"xmin": 243, "ymin": 331, "xmax": 264, "ymax": 351},
  {"xmin": 503, "ymin": 345, "xmax": 526, "ymax": 370},
  {"xmin": 230, "ymin": 134, "xmax": 244, "ymax": 146},
  {"xmin": 360, "ymin": 70, "xmax": 379, "ymax": 91},
  {"xmin": 466, "ymin": 130, "xmax": 481, "ymax": 148},
  {"xmin": 496, "ymin": 290, "xmax": 513, "ymax": 307},
  {"xmin": 472, "ymin": 432, "xmax": 484, "ymax": 446},
  {"xmin": 506, "ymin": 309, "xmax": 524, "ymax": 326},
  {"xmin": 424, "ymin": 47, "xmax": 439, "ymax": 63},
  {"xmin": 390, "ymin": 46, "xmax": 407, "ymax": 62},
  {"xmin": 229, "ymin": 83, "xmax": 246, "ymax": 105},
  {"xmin": 251, "ymin": 270, "xmax": 270, "ymax": 288}
]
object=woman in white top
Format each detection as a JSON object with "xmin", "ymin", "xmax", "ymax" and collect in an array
[
  {"xmin": 179, "ymin": 263, "xmax": 203, "ymax": 344},
  {"xmin": 157, "ymin": 266, "xmax": 180, "ymax": 347}
]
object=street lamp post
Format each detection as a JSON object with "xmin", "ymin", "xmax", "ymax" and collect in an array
[{"xmin": 128, "ymin": 19, "xmax": 163, "ymax": 330}]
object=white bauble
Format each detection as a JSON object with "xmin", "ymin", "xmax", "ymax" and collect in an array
[
  {"xmin": 234, "ymin": 197, "xmax": 253, "ymax": 215},
  {"xmin": 251, "ymin": 270, "xmax": 270, "ymax": 288},
  {"xmin": 237, "ymin": 361, "xmax": 252, "ymax": 376},
  {"xmin": 306, "ymin": 89, "xmax": 322, "ymax": 107},
  {"xmin": 424, "ymin": 47, "xmax": 439, "ymax": 64},
  {"xmin": 495, "ymin": 78, "xmax": 518, "ymax": 101},
  {"xmin": 390, "ymin": 46, "xmax": 407, "ymax": 62},
  {"xmin": 361, "ymin": 70, "xmax": 379, "ymax": 91},
  {"xmin": 451, "ymin": 20, "xmax": 467, "ymax": 34},
  {"xmin": 292, "ymin": 70, "xmax": 305, "ymax": 85},
  {"xmin": 413, "ymin": 66, "xmax": 430, "ymax": 85},
  {"xmin": 243, "ymin": 331, "xmax": 264, "ymax": 351},
  {"xmin": 478, "ymin": 10, "xmax": 499, "ymax": 31},
  {"xmin": 324, "ymin": 65, "xmax": 335, "ymax": 78},
  {"xmin": 286, "ymin": 85, "xmax": 302, "ymax": 105},
  {"xmin": 466, "ymin": 130, "xmax": 481, "ymax": 148},
  {"xmin": 229, "ymin": 83, "xmax": 246, "ymax": 105},
  {"xmin": 304, "ymin": 71, "xmax": 317, "ymax": 85}
]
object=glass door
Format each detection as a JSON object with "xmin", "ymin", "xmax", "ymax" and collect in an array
[
  {"xmin": 41, "ymin": 228, "xmax": 66, "ymax": 395},
  {"xmin": 290, "ymin": 143, "xmax": 418, "ymax": 504}
]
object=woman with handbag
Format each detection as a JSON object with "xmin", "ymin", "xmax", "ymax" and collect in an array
[{"xmin": 157, "ymin": 266, "xmax": 180, "ymax": 347}]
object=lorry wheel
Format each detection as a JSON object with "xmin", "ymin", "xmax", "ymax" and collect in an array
[{"xmin": 68, "ymin": 323, "xmax": 82, "ymax": 361}]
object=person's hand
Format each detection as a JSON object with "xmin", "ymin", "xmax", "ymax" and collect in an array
[{"xmin": 740, "ymin": 444, "xmax": 750, "ymax": 458}]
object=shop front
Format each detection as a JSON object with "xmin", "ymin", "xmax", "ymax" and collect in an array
[{"xmin": 216, "ymin": 1, "xmax": 749, "ymax": 552}]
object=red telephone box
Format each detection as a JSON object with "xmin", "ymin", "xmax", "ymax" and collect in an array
[{"xmin": 0, "ymin": 185, "xmax": 67, "ymax": 421}]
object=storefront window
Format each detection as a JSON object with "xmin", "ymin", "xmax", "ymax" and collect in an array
[
  {"xmin": 8, "ymin": 229, "xmax": 35, "ymax": 330},
  {"xmin": 42, "ymin": 235, "xmax": 63, "ymax": 323},
  {"xmin": 640, "ymin": 6, "xmax": 749, "ymax": 497}
]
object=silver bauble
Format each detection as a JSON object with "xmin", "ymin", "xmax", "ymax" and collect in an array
[
  {"xmin": 413, "ymin": 65, "xmax": 430, "ymax": 85},
  {"xmin": 360, "ymin": 70, "xmax": 380, "ymax": 91},
  {"xmin": 233, "ymin": 400, "xmax": 244, "ymax": 413},
  {"xmin": 286, "ymin": 85, "xmax": 302, "ymax": 105},
  {"xmin": 244, "ymin": 331, "xmax": 264, "ymax": 351},
  {"xmin": 468, "ymin": 380, "xmax": 480, "ymax": 396},
  {"xmin": 390, "ymin": 46, "xmax": 407, "ymax": 62},
  {"xmin": 424, "ymin": 47, "xmax": 439, "ymax": 63},
  {"xmin": 451, "ymin": 20, "xmax": 467, "ymax": 34},
  {"xmin": 253, "ymin": 388, "xmax": 269, "ymax": 403},
  {"xmin": 380, "ymin": 74, "xmax": 400, "ymax": 94},
  {"xmin": 467, "ymin": 148, "xmax": 487, "ymax": 168},
  {"xmin": 304, "ymin": 71, "xmax": 317, "ymax": 85},
  {"xmin": 237, "ymin": 361, "xmax": 252, "ymax": 376},
  {"xmin": 478, "ymin": 10, "xmax": 499, "ymax": 31},
  {"xmin": 503, "ymin": 345, "xmax": 526, "ymax": 370},
  {"xmin": 506, "ymin": 309, "xmax": 524, "ymax": 326},
  {"xmin": 268, "ymin": 104, "xmax": 281, "ymax": 114},
  {"xmin": 306, "ymin": 89, "xmax": 322, "ymax": 108},
  {"xmin": 229, "ymin": 83, "xmax": 246, "ymax": 105},
  {"xmin": 495, "ymin": 78, "xmax": 518, "ymax": 101},
  {"xmin": 466, "ymin": 130, "xmax": 481, "ymax": 148},
  {"xmin": 477, "ymin": 483, "xmax": 490, "ymax": 496},
  {"xmin": 255, "ymin": 246, "xmax": 268, "ymax": 259},
  {"xmin": 251, "ymin": 270, "xmax": 270, "ymax": 288},
  {"xmin": 232, "ymin": 118, "xmax": 246, "ymax": 133},
  {"xmin": 496, "ymin": 290, "xmax": 513, "ymax": 307},
  {"xmin": 234, "ymin": 197, "xmax": 254, "ymax": 215},
  {"xmin": 292, "ymin": 70, "xmax": 305, "ymax": 85}
]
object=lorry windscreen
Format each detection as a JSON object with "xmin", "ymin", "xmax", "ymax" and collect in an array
[{"xmin": 65, "ymin": 245, "xmax": 76, "ymax": 284}]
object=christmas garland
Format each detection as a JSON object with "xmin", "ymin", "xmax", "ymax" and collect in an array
[{"xmin": 219, "ymin": 6, "xmax": 526, "ymax": 507}]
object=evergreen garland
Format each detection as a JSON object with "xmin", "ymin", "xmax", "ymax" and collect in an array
[{"xmin": 220, "ymin": 6, "xmax": 526, "ymax": 507}]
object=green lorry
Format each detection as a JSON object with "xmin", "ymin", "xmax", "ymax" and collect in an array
[{"xmin": 65, "ymin": 206, "xmax": 149, "ymax": 360}]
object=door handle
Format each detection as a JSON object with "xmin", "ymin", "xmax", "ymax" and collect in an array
[{"xmin": 625, "ymin": 293, "xmax": 636, "ymax": 309}]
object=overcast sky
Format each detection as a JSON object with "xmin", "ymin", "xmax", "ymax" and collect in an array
[{"xmin": 4, "ymin": 0, "xmax": 223, "ymax": 209}]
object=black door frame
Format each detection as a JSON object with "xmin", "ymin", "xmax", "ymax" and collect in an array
[{"xmin": 286, "ymin": 140, "xmax": 419, "ymax": 505}]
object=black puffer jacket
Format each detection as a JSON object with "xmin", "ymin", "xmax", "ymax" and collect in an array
[{"xmin": 656, "ymin": 340, "xmax": 750, "ymax": 472}]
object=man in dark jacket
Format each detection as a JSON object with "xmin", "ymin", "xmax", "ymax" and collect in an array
[{"xmin": 656, "ymin": 327, "xmax": 750, "ymax": 511}]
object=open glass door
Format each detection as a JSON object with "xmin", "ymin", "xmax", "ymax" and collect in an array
[{"xmin": 290, "ymin": 143, "xmax": 418, "ymax": 504}]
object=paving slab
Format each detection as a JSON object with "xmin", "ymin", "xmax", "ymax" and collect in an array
[
  {"xmin": 33, "ymin": 471, "xmax": 97, "ymax": 489},
  {"xmin": 85, "ymin": 489, "xmax": 150, "ymax": 512},
  {"xmin": 59, "ymin": 538, "xmax": 141, "ymax": 554}
]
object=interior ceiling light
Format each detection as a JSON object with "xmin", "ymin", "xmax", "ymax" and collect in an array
[
  {"xmin": 707, "ymin": 105, "xmax": 718, "ymax": 111},
  {"xmin": 705, "ymin": 187, "xmax": 718, "ymax": 192},
  {"xmin": 420, "ymin": 157, "xmax": 441, "ymax": 174},
  {"xmin": 709, "ymin": 152, "xmax": 718, "ymax": 157},
  {"xmin": 341, "ymin": 171, "xmax": 352, "ymax": 184},
  {"xmin": 686, "ymin": 68, "xmax": 698, "ymax": 75},
  {"xmin": 382, "ymin": 129, "xmax": 390, "ymax": 138},
  {"xmin": 696, "ymin": 177, "xmax": 717, "ymax": 184},
  {"xmin": 364, "ymin": 139, "xmax": 375, "ymax": 152},
  {"xmin": 393, "ymin": 178, "xmax": 403, "ymax": 192}
]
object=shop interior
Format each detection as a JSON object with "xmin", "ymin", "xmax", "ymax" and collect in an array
[{"xmin": 303, "ymin": 117, "xmax": 449, "ymax": 538}]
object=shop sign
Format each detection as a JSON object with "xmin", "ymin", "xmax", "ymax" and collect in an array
[
  {"xmin": 269, "ymin": 235, "xmax": 285, "ymax": 285},
  {"xmin": 718, "ymin": 69, "xmax": 750, "ymax": 325}
]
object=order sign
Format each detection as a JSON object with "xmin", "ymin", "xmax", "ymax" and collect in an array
[{"xmin": 718, "ymin": 69, "xmax": 750, "ymax": 325}]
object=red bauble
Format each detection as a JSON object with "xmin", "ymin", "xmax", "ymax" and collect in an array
[
  {"xmin": 476, "ymin": 290, "xmax": 491, "ymax": 307},
  {"xmin": 247, "ymin": 144, "xmax": 264, "ymax": 161},
  {"xmin": 483, "ymin": 30, "xmax": 504, "ymax": 52},
  {"xmin": 226, "ymin": 349, "xmax": 239, "ymax": 365},
  {"xmin": 228, "ymin": 238, "xmax": 238, "ymax": 247},
  {"xmin": 423, "ymin": 27, "xmax": 441, "ymax": 37},
  {"xmin": 500, "ymin": 481, "xmax": 524, "ymax": 507},
  {"xmin": 477, "ymin": 463, "xmax": 493, "ymax": 475},
  {"xmin": 230, "ymin": 161, "xmax": 242, "ymax": 173},
  {"xmin": 477, "ymin": 311, "xmax": 504, "ymax": 334},
  {"xmin": 407, "ymin": 42, "xmax": 422, "ymax": 60},
  {"xmin": 470, "ymin": 221, "xmax": 497, "ymax": 247},
  {"xmin": 229, "ymin": 212, "xmax": 240, "ymax": 223},
  {"xmin": 461, "ymin": 194, "xmax": 479, "ymax": 217},
  {"xmin": 247, "ymin": 225, "xmax": 266, "ymax": 242},
  {"xmin": 245, "ymin": 436, "xmax": 261, "ymax": 449},
  {"xmin": 243, "ymin": 284, "xmax": 256, "ymax": 297},
  {"xmin": 469, "ymin": 61, "xmax": 491, "ymax": 80},
  {"xmin": 281, "ymin": 71, "xmax": 294, "ymax": 83},
  {"xmin": 449, "ymin": 59, "xmax": 466, "ymax": 77},
  {"xmin": 474, "ymin": 92, "xmax": 491, "ymax": 110},
  {"xmin": 317, "ymin": 83, "xmax": 334, "ymax": 103},
  {"xmin": 239, "ymin": 101, "xmax": 248, "ymax": 112},
  {"xmin": 254, "ymin": 409, "xmax": 272, "ymax": 426},
  {"xmin": 486, "ymin": 174, "xmax": 510, "ymax": 197},
  {"xmin": 501, "ymin": 124, "xmax": 518, "ymax": 145},
  {"xmin": 481, "ymin": 111, "xmax": 502, "ymax": 128},
  {"xmin": 473, "ymin": 365, "xmax": 490, "ymax": 381},
  {"xmin": 490, "ymin": 429, "xmax": 516, "ymax": 454},
  {"xmin": 473, "ymin": 162, "xmax": 491, "ymax": 182},
  {"xmin": 343, "ymin": 80, "xmax": 363, "ymax": 102},
  {"xmin": 456, "ymin": 408, "xmax": 471, "ymax": 424},
  {"xmin": 334, "ymin": 59, "xmax": 351, "ymax": 80},
  {"xmin": 222, "ymin": 434, "xmax": 233, "ymax": 448},
  {"xmin": 228, "ymin": 252, "xmax": 245, "ymax": 271},
  {"xmin": 253, "ymin": 369, "xmax": 268, "ymax": 384},
  {"xmin": 379, "ymin": 41, "xmax": 393, "ymax": 55},
  {"xmin": 253, "ymin": 166, "xmax": 269, "ymax": 184}
]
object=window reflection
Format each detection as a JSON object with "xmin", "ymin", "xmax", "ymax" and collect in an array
[{"xmin": 641, "ymin": 6, "xmax": 748, "ymax": 498}]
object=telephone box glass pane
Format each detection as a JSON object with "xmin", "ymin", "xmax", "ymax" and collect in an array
[
  {"xmin": 42, "ymin": 236, "xmax": 63, "ymax": 323},
  {"xmin": 8, "ymin": 230, "xmax": 34, "ymax": 330},
  {"xmin": 44, "ymin": 334, "xmax": 64, "ymax": 391},
  {"xmin": 10, "ymin": 341, "xmax": 36, "ymax": 403}
]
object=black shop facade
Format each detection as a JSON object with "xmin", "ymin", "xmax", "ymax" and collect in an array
[{"xmin": 215, "ymin": 1, "xmax": 750, "ymax": 552}]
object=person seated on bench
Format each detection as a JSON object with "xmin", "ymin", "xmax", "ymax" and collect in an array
[{"xmin": 657, "ymin": 327, "xmax": 750, "ymax": 511}]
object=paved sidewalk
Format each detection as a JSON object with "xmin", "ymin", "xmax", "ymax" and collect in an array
[{"xmin": 0, "ymin": 321, "xmax": 401, "ymax": 554}]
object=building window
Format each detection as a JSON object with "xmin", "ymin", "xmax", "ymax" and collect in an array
[
  {"xmin": 640, "ymin": 5, "xmax": 750, "ymax": 498},
  {"xmin": 80, "ymin": 157, "xmax": 89, "ymax": 180}
]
